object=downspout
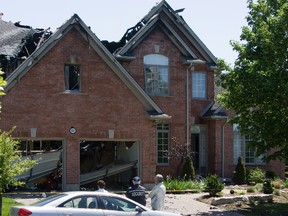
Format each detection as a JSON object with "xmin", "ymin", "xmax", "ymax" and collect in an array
[
  {"xmin": 186, "ymin": 64, "xmax": 193, "ymax": 153},
  {"xmin": 221, "ymin": 121, "xmax": 226, "ymax": 178}
]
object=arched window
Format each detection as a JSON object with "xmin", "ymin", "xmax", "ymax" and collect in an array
[{"xmin": 144, "ymin": 54, "xmax": 169, "ymax": 96}]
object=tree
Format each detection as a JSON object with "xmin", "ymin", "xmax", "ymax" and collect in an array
[
  {"xmin": 165, "ymin": 137, "xmax": 195, "ymax": 179},
  {"xmin": 180, "ymin": 156, "xmax": 195, "ymax": 180},
  {"xmin": 234, "ymin": 157, "xmax": 246, "ymax": 185},
  {"xmin": 217, "ymin": 0, "xmax": 288, "ymax": 162},
  {"xmin": 0, "ymin": 69, "xmax": 37, "ymax": 215}
]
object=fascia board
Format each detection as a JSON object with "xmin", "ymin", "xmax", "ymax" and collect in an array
[
  {"xmin": 160, "ymin": 19, "xmax": 197, "ymax": 59},
  {"xmin": 161, "ymin": 6, "xmax": 217, "ymax": 64}
]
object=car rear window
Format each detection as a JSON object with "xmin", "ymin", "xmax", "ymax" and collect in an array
[{"xmin": 32, "ymin": 194, "xmax": 68, "ymax": 206}]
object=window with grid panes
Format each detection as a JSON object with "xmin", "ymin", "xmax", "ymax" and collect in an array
[
  {"xmin": 233, "ymin": 124, "xmax": 265, "ymax": 165},
  {"xmin": 144, "ymin": 54, "xmax": 169, "ymax": 96},
  {"xmin": 157, "ymin": 124, "xmax": 169, "ymax": 164},
  {"xmin": 192, "ymin": 72, "xmax": 207, "ymax": 99}
]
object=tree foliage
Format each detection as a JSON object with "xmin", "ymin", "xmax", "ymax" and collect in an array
[
  {"xmin": 166, "ymin": 137, "xmax": 196, "ymax": 178},
  {"xmin": 217, "ymin": 0, "xmax": 288, "ymax": 161},
  {"xmin": 234, "ymin": 157, "xmax": 246, "ymax": 185},
  {"xmin": 180, "ymin": 156, "xmax": 195, "ymax": 180},
  {"xmin": 0, "ymin": 128, "xmax": 37, "ymax": 192}
]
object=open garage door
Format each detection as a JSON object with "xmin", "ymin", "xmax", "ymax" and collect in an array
[
  {"xmin": 16, "ymin": 140, "xmax": 63, "ymax": 190},
  {"xmin": 79, "ymin": 140, "xmax": 139, "ymax": 188}
]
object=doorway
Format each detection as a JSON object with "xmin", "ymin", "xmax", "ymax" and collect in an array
[{"xmin": 191, "ymin": 134, "xmax": 200, "ymax": 174}]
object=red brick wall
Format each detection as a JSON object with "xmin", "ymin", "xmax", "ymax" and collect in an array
[
  {"xmin": 0, "ymin": 27, "xmax": 158, "ymax": 189},
  {"xmin": 121, "ymin": 26, "xmax": 216, "ymax": 179}
]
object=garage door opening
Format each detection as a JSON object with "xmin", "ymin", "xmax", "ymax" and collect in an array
[
  {"xmin": 16, "ymin": 140, "xmax": 63, "ymax": 191},
  {"xmin": 80, "ymin": 140, "xmax": 139, "ymax": 190}
]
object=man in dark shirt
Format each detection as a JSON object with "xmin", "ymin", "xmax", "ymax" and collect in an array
[{"xmin": 126, "ymin": 176, "xmax": 146, "ymax": 206}]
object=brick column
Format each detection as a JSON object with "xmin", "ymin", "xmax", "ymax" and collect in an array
[{"xmin": 64, "ymin": 133, "xmax": 80, "ymax": 191}]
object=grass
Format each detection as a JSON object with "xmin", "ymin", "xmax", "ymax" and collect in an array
[
  {"xmin": 2, "ymin": 197, "xmax": 23, "ymax": 216},
  {"xmin": 237, "ymin": 202, "xmax": 288, "ymax": 216}
]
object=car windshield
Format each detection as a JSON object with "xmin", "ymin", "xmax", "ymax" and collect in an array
[{"xmin": 32, "ymin": 194, "xmax": 68, "ymax": 206}]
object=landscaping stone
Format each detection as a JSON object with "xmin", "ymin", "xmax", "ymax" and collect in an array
[{"xmin": 211, "ymin": 194, "xmax": 273, "ymax": 206}]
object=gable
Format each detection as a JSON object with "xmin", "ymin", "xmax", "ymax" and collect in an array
[
  {"xmin": 115, "ymin": 0, "xmax": 217, "ymax": 66},
  {"xmin": 3, "ymin": 14, "xmax": 170, "ymax": 120}
]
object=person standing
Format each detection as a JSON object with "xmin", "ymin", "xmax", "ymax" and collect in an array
[
  {"xmin": 126, "ymin": 176, "xmax": 146, "ymax": 206},
  {"xmin": 96, "ymin": 179, "xmax": 108, "ymax": 192},
  {"xmin": 148, "ymin": 174, "xmax": 166, "ymax": 210}
]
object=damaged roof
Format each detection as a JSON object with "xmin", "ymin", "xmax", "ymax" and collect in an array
[
  {"xmin": 4, "ymin": 14, "xmax": 168, "ymax": 119},
  {"xmin": 0, "ymin": 19, "xmax": 37, "ymax": 59},
  {"xmin": 113, "ymin": 0, "xmax": 217, "ymax": 65}
]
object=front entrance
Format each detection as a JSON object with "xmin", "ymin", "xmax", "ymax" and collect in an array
[
  {"xmin": 191, "ymin": 125, "xmax": 207, "ymax": 177},
  {"xmin": 191, "ymin": 134, "xmax": 200, "ymax": 174}
]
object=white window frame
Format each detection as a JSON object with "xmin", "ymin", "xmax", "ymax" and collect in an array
[
  {"xmin": 192, "ymin": 72, "xmax": 207, "ymax": 99},
  {"xmin": 233, "ymin": 124, "xmax": 265, "ymax": 165},
  {"xmin": 144, "ymin": 54, "xmax": 169, "ymax": 96},
  {"xmin": 157, "ymin": 124, "xmax": 169, "ymax": 164}
]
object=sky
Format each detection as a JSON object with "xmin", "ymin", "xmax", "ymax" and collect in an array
[{"xmin": 1, "ymin": 0, "xmax": 249, "ymax": 65}]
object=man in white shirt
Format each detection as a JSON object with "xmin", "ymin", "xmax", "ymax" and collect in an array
[
  {"xmin": 96, "ymin": 180, "xmax": 108, "ymax": 192},
  {"xmin": 148, "ymin": 174, "xmax": 166, "ymax": 210}
]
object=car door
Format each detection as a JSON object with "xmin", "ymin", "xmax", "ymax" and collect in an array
[
  {"xmin": 56, "ymin": 195, "xmax": 104, "ymax": 216},
  {"xmin": 98, "ymin": 195, "xmax": 149, "ymax": 216}
]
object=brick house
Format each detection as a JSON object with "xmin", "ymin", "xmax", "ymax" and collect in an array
[{"xmin": 0, "ymin": 1, "xmax": 285, "ymax": 191}]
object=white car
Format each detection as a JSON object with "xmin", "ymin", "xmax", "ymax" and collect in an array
[{"xmin": 9, "ymin": 191, "xmax": 180, "ymax": 216}]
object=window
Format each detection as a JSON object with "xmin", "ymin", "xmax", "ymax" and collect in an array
[
  {"xmin": 98, "ymin": 196, "xmax": 140, "ymax": 211},
  {"xmin": 192, "ymin": 72, "xmax": 207, "ymax": 99},
  {"xmin": 64, "ymin": 64, "xmax": 80, "ymax": 92},
  {"xmin": 144, "ymin": 54, "xmax": 169, "ymax": 96},
  {"xmin": 157, "ymin": 124, "xmax": 169, "ymax": 164},
  {"xmin": 233, "ymin": 124, "xmax": 265, "ymax": 165},
  {"xmin": 60, "ymin": 196, "xmax": 98, "ymax": 209}
]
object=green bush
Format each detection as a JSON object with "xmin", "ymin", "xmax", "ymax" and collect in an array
[
  {"xmin": 180, "ymin": 157, "xmax": 195, "ymax": 180},
  {"xmin": 247, "ymin": 186, "xmax": 255, "ymax": 193},
  {"xmin": 263, "ymin": 179, "xmax": 273, "ymax": 194},
  {"xmin": 204, "ymin": 174, "xmax": 224, "ymax": 196},
  {"xmin": 247, "ymin": 167, "xmax": 265, "ymax": 184},
  {"xmin": 234, "ymin": 157, "xmax": 246, "ymax": 185}
]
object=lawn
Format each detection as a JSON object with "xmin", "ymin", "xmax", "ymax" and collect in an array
[{"xmin": 2, "ymin": 197, "xmax": 23, "ymax": 216}]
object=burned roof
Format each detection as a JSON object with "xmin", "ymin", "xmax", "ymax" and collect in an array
[
  {"xmin": 0, "ymin": 19, "xmax": 52, "ymax": 77},
  {"xmin": 0, "ymin": 19, "xmax": 37, "ymax": 59}
]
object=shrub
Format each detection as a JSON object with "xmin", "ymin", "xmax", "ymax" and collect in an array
[
  {"xmin": 255, "ymin": 183, "xmax": 263, "ymax": 192},
  {"xmin": 234, "ymin": 157, "xmax": 246, "ymax": 185},
  {"xmin": 247, "ymin": 186, "xmax": 255, "ymax": 193},
  {"xmin": 164, "ymin": 176, "xmax": 205, "ymax": 191},
  {"xmin": 180, "ymin": 157, "xmax": 195, "ymax": 180},
  {"xmin": 263, "ymin": 179, "xmax": 273, "ymax": 194},
  {"xmin": 247, "ymin": 167, "xmax": 265, "ymax": 184},
  {"xmin": 272, "ymin": 180, "xmax": 282, "ymax": 189},
  {"xmin": 274, "ymin": 189, "xmax": 281, "ymax": 196},
  {"xmin": 204, "ymin": 174, "xmax": 224, "ymax": 196}
]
